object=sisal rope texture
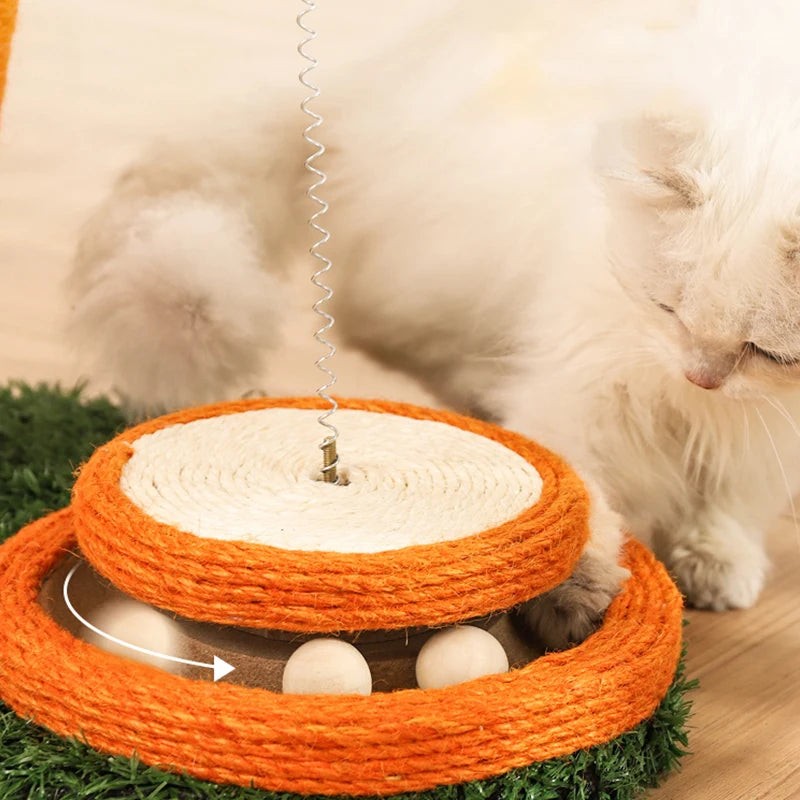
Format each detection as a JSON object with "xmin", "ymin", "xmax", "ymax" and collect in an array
[
  {"xmin": 117, "ymin": 407, "xmax": 545, "ymax": 552},
  {"xmin": 0, "ymin": 508, "xmax": 683, "ymax": 796},
  {"xmin": 72, "ymin": 398, "xmax": 592, "ymax": 632}
]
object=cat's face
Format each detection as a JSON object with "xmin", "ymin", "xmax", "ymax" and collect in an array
[{"xmin": 601, "ymin": 106, "xmax": 800, "ymax": 399}]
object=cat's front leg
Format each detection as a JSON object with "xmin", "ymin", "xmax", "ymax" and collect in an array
[
  {"xmin": 499, "ymin": 393, "xmax": 630, "ymax": 649},
  {"xmin": 655, "ymin": 506, "xmax": 768, "ymax": 611},
  {"xmin": 522, "ymin": 478, "xmax": 630, "ymax": 650}
]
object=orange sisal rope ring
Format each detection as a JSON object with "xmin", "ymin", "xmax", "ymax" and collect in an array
[
  {"xmin": 72, "ymin": 398, "xmax": 591, "ymax": 632},
  {"xmin": 0, "ymin": 0, "xmax": 18, "ymax": 123},
  {"xmin": 0, "ymin": 509, "xmax": 683, "ymax": 797}
]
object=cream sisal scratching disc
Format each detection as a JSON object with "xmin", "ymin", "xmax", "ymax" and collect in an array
[
  {"xmin": 71, "ymin": 397, "xmax": 592, "ymax": 632},
  {"xmin": 120, "ymin": 408, "xmax": 543, "ymax": 552}
]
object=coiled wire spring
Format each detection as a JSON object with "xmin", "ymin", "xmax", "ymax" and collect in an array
[{"xmin": 297, "ymin": 0, "xmax": 340, "ymax": 484}]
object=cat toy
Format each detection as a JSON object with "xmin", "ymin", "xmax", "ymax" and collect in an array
[
  {"xmin": 0, "ymin": 3, "xmax": 690, "ymax": 797},
  {"xmin": 0, "ymin": 0, "xmax": 15, "ymax": 117},
  {"xmin": 0, "ymin": 398, "xmax": 685, "ymax": 796}
]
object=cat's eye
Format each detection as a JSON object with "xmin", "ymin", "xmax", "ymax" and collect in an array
[
  {"xmin": 746, "ymin": 342, "xmax": 800, "ymax": 366},
  {"xmin": 655, "ymin": 301, "xmax": 675, "ymax": 314}
]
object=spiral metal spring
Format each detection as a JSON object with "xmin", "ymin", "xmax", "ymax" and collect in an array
[{"xmin": 297, "ymin": 0, "xmax": 340, "ymax": 484}]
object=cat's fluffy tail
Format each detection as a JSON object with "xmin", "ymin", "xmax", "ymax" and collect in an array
[{"xmin": 67, "ymin": 194, "xmax": 286, "ymax": 414}]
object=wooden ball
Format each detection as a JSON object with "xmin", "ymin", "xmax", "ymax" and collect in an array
[
  {"xmin": 87, "ymin": 599, "xmax": 182, "ymax": 673},
  {"xmin": 415, "ymin": 625, "xmax": 509, "ymax": 689},
  {"xmin": 282, "ymin": 638, "xmax": 372, "ymax": 695}
]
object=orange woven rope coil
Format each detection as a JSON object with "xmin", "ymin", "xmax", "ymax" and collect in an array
[
  {"xmin": 0, "ymin": 509, "xmax": 683, "ymax": 796},
  {"xmin": 72, "ymin": 398, "xmax": 591, "ymax": 632},
  {"xmin": 0, "ymin": 0, "xmax": 18, "ymax": 123}
]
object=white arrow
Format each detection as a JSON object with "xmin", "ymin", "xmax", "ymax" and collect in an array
[{"xmin": 63, "ymin": 563, "xmax": 235, "ymax": 682}]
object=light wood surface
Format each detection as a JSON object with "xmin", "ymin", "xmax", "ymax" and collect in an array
[{"xmin": 1, "ymin": 3, "xmax": 798, "ymax": 798}]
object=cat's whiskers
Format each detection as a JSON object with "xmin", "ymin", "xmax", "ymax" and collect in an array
[
  {"xmin": 759, "ymin": 394, "xmax": 800, "ymax": 554},
  {"xmin": 761, "ymin": 394, "xmax": 800, "ymax": 442},
  {"xmin": 754, "ymin": 405, "xmax": 799, "ymax": 549},
  {"xmin": 731, "ymin": 343, "xmax": 750, "ymax": 374},
  {"xmin": 738, "ymin": 400, "xmax": 751, "ymax": 456}
]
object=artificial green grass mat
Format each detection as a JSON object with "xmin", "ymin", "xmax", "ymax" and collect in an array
[{"xmin": 0, "ymin": 382, "xmax": 695, "ymax": 800}]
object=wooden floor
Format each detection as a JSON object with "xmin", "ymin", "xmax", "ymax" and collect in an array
[{"xmin": 1, "ymin": 3, "xmax": 798, "ymax": 798}]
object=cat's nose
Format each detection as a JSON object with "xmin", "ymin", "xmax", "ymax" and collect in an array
[
  {"xmin": 683, "ymin": 368, "xmax": 724, "ymax": 390},
  {"xmin": 682, "ymin": 342, "xmax": 740, "ymax": 390}
]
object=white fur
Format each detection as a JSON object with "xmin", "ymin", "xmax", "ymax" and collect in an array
[
  {"xmin": 70, "ymin": 195, "xmax": 287, "ymax": 410},
  {"xmin": 67, "ymin": 0, "xmax": 800, "ymax": 635}
]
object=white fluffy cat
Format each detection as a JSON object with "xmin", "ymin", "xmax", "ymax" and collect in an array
[{"xmin": 67, "ymin": 1, "xmax": 800, "ymax": 645}]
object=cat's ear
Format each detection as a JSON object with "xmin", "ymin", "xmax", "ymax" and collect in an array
[{"xmin": 594, "ymin": 104, "xmax": 707, "ymax": 210}]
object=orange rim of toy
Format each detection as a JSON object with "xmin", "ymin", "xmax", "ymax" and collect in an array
[
  {"xmin": 72, "ymin": 398, "xmax": 592, "ymax": 632},
  {"xmin": 0, "ymin": 0, "xmax": 19, "ymax": 124},
  {"xmin": 0, "ymin": 509, "xmax": 683, "ymax": 797}
]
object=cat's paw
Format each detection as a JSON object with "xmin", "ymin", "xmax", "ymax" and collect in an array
[
  {"xmin": 519, "ymin": 472, "xmax": 629, "ymax": 650},
  {"xmin": 520, "ymin": 554, "xmax": 630, "ymax": 651},
  {"xmin": 664, "ymin": 536, "xmax": 766, "ymax": 611}
]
